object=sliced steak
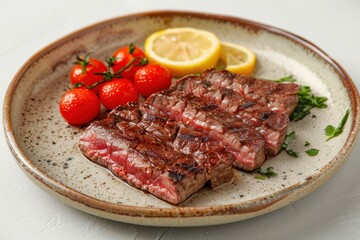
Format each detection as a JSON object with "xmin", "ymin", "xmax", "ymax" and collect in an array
[
  {"xmin": 111, "ymin": 103, "xmax": 234, "ymax": 188},
  {"xmin": 174, "ymin": 75, "xmax": 289, "ymax": 156},
  {"xmin": 173, "ymin": 125, "xmax": 234, "ymax": 188},
  {"xmin": 203, "ymin": 69, "xmax": 299, "ymax": 116},
  {"xmin": 79, "ymin": 121, "xmax": 207, "ymax": 205},
  {"xmin": 146, "ymin": 90, "xmax": 266, "ymax": 171},
  {"xmin": 78, "ymin": 69, "xmax": 300, "ymax": 204}
]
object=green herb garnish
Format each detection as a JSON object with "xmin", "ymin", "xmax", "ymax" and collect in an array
[
  {"xmin": 282, "ymin": 131, "xmax": 296, "ymax": 148},
  {"xmin": 285, "ymin": 149, "xmax": 299, "ymax": 158},
  {"xmin": 282, "ymin": 131, "xmax": 299, "ymax": 157},
  {"xmin": 304, "ymin": 141, "xmax": 310, "ymax": 146},
  {"xmin": 305, "ymin": 148, "xmax": 319, "ymax": 156},
  {"xmin": 254, "ymin": 175, "xmax": 267, "ymax": 180},
  {"xmin": 254, "ymin": 167, "xmax": 277, "ymax": 180},
  {"xmin": 325, "ymin": 109, "xmax": 350, "ymax": 141},
  {"xmin": 273, "ymin": 75, "xmax": 297, "ymax": 83},
  {"xmin": 290, "ymin": 86, "xmax": 328, "ymax": 122}
]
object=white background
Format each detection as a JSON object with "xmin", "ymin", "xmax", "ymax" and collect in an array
[{"xmin": 1, "ymin": 0, "xmax": 360, "ymax": 239}]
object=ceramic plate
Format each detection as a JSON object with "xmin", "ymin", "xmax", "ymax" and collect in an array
[{"xmin": 3, "ymin": 11, "xmax": 360, "ymax": 227}]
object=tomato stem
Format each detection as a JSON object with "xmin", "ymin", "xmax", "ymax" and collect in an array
[
  {"xmin": 73, "ymin": 53, "xmax": 91, "ymax": 74},
  {"xmin": 73, "ymin": 55, "xmax": 147, "ymax": 90},
  {"xmin": 113, "ymin": 57, "xmax": 137, "ymax": 76},
  {"xmin": 129, "ymin": 43, "xmax": 135, "ymax": 54},
  {"xmin": 105, "ymin": 56, "xmax": 116, "ymax": 67}
]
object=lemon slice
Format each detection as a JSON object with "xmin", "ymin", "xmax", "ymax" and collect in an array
[
  {"xmin": 220, "ymin": 42, "xmax": 256, "ymax": 76},
  {"xmin": 144, "ymin": 27, "xmax": 221, "ymax": 77}
]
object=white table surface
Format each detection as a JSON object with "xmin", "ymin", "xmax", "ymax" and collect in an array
[{"xmin": 1, "ymin": 0, "xmax": 360, "ymax": 239}]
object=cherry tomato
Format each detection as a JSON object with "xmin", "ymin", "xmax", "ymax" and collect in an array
[
  {"xmin": 110, "ymin": 44, "xmax": 146, "ymax": 81},
  {"xmin": 70, "ymin": 54, "xmax": 107, "ymax": 94},
  {"xmin": 134, "ymin": 64, "xmax": 172, "ymax": 97},
  {"xmin": 59, "ymin": 88, "xmax": 100, "ymax": 126},
  {"xmin": 99, "ymin": 79, "xmax": 139, "ymax": 110}
]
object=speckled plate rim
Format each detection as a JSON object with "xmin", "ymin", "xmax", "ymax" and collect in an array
[{"xmin": 3, "ymin": 10, "xmax": 360, "ymax": 226}]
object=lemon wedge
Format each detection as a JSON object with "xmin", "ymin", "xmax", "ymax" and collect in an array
[
  {"xmin": 220, "ymin": 42, "xmax": 256, "ymax": 76},
  {"xmin": 144, "ymin": 27, "xmax": 221, "ymax": 77}
]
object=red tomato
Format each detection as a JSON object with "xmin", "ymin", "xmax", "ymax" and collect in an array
[
  {"xmin": 99, "ymin": 79, "xmax": 139, "ymax": 110},
  {"xmin": 70, "ymin": 55, "xmax": 107, "ymax": 94},
  {"xmin": 59, "ymin": 88, "xmax": 100, "ymax": 126},
  {"xmin": 134, "ymin": 64, "xmax": 172, "ymax": 97},
  {"xmin": 110, "ymin": 44, "xmax": 146, "ymax": 81}
]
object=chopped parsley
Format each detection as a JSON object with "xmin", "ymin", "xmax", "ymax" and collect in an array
[
  {"xmin": 285, "ymin": 149, "xmax": 299, "ymax": 158},
  {"xmin": 305, "ymin": 148, "xmax": 319, "ymax": 156},
  {"xmin": 290, "ymin": 86, "xmax": 328, "ymax": 122},
  {"xmin": 254, "ymin": 167, "xmax": 277, "ymax": 180},
  {"xmin": 282, "ymin": 131, "xmax": 299, "ymax": 157},
  {"xmin": 325, "ymin": 109, "xmax": 350, "ymax": 141},
  {"xmin": 272, "ymin": 75, "xmax": 297, "ymax": 83},
  {"xmin": 304, "ymin": 141, "xmax": 311, "ymax": 146}
]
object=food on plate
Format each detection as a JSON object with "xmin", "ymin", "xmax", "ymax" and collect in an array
[
  {"xmin": 144, "ymin": 27, "xmax": 221, "ymax": 76},
  {"xmin": 70, "ymin": 54, "xmax": 107, "ymax": 94},
  {"xmin": 59, "ymin": 88, "xmax": 100, "ymax": 126},
  {"xmin": 60, "ymin": 27, "xmax": 334, "ymax": 205},
  {"xmin": 219, "ymin": 41, "xmax": 256, "ymax": 76},
  {"xmin": 134, "ymin": 63, "xmax": 172, "ymax": 97},
  {"xmin": 107, "ymin": 43, "xmax": 148, "ymax": 81},
  {"xmin": 79, "ymin": 69, "xmax": 300, "ymax": 204},
  {"xmin": 99, "ymin": 78, "xmax": 139, "ymax": 110}
]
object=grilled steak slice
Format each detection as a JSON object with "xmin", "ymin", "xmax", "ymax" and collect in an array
[
  {"xmin": 146, "ymin": 90, "xmax": 266, "ymax": 171},
  {"xmin": 79, "ymin": 121, "xmax": 207, "ymax": 205},
  {"xmin": 111, "ymin": 103, "xmax": 234, "ymax": 188},
  {"xmin": 173, "ymin": 125, "xmax": 234, "ymax": 188},
  {"xmin": 203, "ymin": 69, "xmax": 299, "ymax": 116},
  {"xmin": 174, "ymin": 75, "xmax": 289, "ymax": 156}
]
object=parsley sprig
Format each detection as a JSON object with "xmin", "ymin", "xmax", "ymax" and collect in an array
[
  {"xmin": 290, "ymin": 86, "xmax": 328, "ymax": 122},
  {"xmin": 325, "ymin": 109, "xmax": 350, "ymax": 141}
]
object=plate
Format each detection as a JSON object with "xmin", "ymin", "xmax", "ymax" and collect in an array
[{"xmin": 3, "ymin": 11, "xmax": 360, "ymax": 227}]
